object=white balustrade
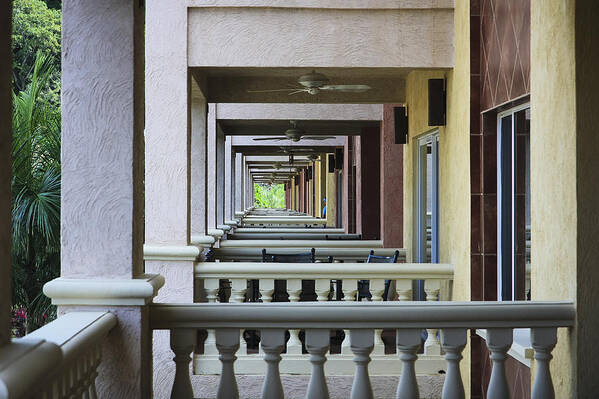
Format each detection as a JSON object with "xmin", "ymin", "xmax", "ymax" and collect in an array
[
  {"xmin": 153, "ymin": 301, "xmax": 574, "ymax": 399},
  {"xmin": 0, "ymin": 312, "xmax": 116, "ymax": 399}
]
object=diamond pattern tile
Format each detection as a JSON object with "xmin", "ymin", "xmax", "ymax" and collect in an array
[{"xmin": 480, "ymin": 0, "xmax": 530, "ymax": 110}]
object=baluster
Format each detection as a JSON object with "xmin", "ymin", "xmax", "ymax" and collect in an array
[
  {"xmin": 287, "ymin": 279, "xmax": 303, "ymax": 355},
  {"xmin": 341, "ymin": 279, "xmax": 358, "ymax": 355},
  {"xmin": 396, "ymin": 280, "xmax": 413, "ymax": 302},
  {"xmin": 396, "ymin": 329, "xmax": 421, "ymax": 399},
  {"xmin": 423, "ymin": 280, "xmax": 441, "ymax": 356},
  {"xmin": 170, "ymin": 328, "xmax": 195, "ymax": 399},
  {"xmin": 486, "ymin": 328, "xmax": 513, "ymax": 399},
  {"xmin": 231, "ymin": 279, "xmax": 248, "ymax": 355},
  {"xmin": 260, "ymin": 279, "xmax": 275, "ymax": 303},
  {"xmin": 350, "ymin": 329, "xmax": 374, "ymax": 399},
  {"xmin": 305, "ymin": 329, "xmax": 330, "ymax": 399},
  {"xmin": 440, "ymin": 328, "xmax": 467, "ymax": 399},
  {"xmin": 531, "ymin": 327, "xmax": 557, "ymax": 399},
  {"xmin": 204, "ymin": 278, "xmax": 221, "ymax": 355},
  {"xmin": 204, "ymin": 278, "xmax": 221, "ymax": 303},
  {"xmin": 315, "ymin": 279, "xmax": 331, "ymax": 302},
  {"xmin": 216, "ymin": 328, "xmax": 240, "ymax": 399},
  {"xmin": 370, "ymin": 279, "xmax": 386, "ymax": 356},
  {"xmin": 260, "ymin": 329, "xmax": 286, "ymax": 399},
  {"xmin": 89, "ymin": 345, "xmax": 101, "ymax": 399}
]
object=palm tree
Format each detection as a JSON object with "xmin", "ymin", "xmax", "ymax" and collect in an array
[{"xmin": 11, "ymin": 51, "xmax": 61, "ymax": 334}]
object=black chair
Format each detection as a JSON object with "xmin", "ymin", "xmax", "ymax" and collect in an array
[{"xmin": 358, "ymin": 250, "xmax": 400, "ymax": 301}]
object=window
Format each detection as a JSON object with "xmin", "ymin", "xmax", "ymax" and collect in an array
[{"xmin": 497, "ymin": 105, "xmax": 530, "ymax": 301}]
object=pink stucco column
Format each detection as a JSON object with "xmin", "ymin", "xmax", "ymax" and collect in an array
[
  {"xmin": 380, "ymin": 105, "xmax": 404, "ymax": 247},
  {"xmin": 0, "ymin": 1, "xmax": 12, "ymax": 347},
  {"xmin": 60, "ymin": 1, "xmax": 157, "ymax": 397}
]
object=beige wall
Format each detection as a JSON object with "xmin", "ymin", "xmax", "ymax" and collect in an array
[
  {"xmin": 403, "ymin": 0, "xmax": 471, "ymax": 392},
  {"xmin": 326, "ymin": 154, "xmax": 337, "ymax": 226},
  {"xmin": 531, "ymin": 0, "xmax": 599, "ymax": 396}
]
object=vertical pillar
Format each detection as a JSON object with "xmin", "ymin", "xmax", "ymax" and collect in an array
[
  {"xmin": 207, "ymin": 104, "xmax": 218, "ymax": 230},
  {"xmin": 532, "ymin": 1, "xmax": 599, "ymax": 397},
  {"xmin": 229, "ymin": 150, "xmax": 236, "ymax": 222},
  {"xmin": 216, "ymin": 126, "xmax": 226, "ymax": 228},
  {"xmin": 343, "ymin": 137, "xmax": 356, "ymax": 233},
  {"xmin": 190, "ymin": 79, "xmax": 210, "ymax": 244},
  {"xmin": 235, "ymin": 153, "xmax": 243, "ymax": 215},
  {"xmin": 225, "ymin": 136, "xmax": 232, "ymax": 222},
  {"xmin": 53, "ymin": 1, "xmax": 166, "ymax": 397},
  {"xmin": 357, "ymin": 128, "xmax": 381, "ymax": 239},
  {"xmin": 0, "ymin": 1, "xmax": 12, "ymax": 347},
  {"xmin": 380, "ymin": 105, "xmax": 404, "ymax": 247}
]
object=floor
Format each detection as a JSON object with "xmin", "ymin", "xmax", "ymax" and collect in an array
[{"xmin": 194, "ymin": 375, "xmax": 445, "ymax": 398}]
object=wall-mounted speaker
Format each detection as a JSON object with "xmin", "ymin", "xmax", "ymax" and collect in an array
[
  {"xmin": 394, "ymin": 106, "xmax": 409, "ymax": 144},
  {"xmin": 334, "ymin": 148, "xmax": 343, "ymax": 170},
  {"xmin": 428, "ymin": 78, "xmax": 446, "ymax": 126},
  {"xmin": 327, "ymin": 154, "xmax": 335, "ymax": 173}
]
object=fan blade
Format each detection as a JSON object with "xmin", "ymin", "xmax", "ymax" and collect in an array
[
  {"xmin": 247, "ymin": 88, "xmax": 301, "ymax": 93},
  {"xmin": 252, "ymin": 137, "xmax": 288, "ymax": 141},
  {"xmin": 320, "ymin": 84, "xmax": 371, "ymax": 92},
  {"xmin": 288, "ymin": 89, "xmax": 309, "ymax": 95},
  {"xmin": 302, "ymin": 136, "xmax": 336, "ymax": 140}
]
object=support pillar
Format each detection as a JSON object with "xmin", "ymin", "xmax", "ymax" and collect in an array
[
  {"xmin": 356, "ymin": 129, "xmax": 381, "ymax": 240},
  {"xmin": 326, "ymin": 153, "xmax": 337, "ymax": 227},
  {"xmin": 207, "ymin": 104, "xmax": 218, "ymax": 231},
  {"xmin": 0, "ymin": 1, "xmax": 12, "ymax": 347},
  {"xmin": 216, "ymin": 125, "xmax": 226, "ymax": 230},
  {"xmin": 51, "ymin": 2, "xmax": 164, "ymax": 398},
  {"xmin": 380, "ymin": 105, "xmax": 404, "ymax": 247},
  {"xmin": 235, "ymin": 153, "xmax": 243, "ymax": 216}
]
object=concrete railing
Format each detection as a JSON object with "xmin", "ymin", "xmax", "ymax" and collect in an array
[
  {"xmin": 194, "ymin": 262, "xmax": 452, "ymax": 375},
  {"xmin": 211, "ymin": 247, "xmax": 407, "ymax": 262},
  {"xmin": 151, "ymin": 301, "xmax": 574, "ymax": 399},
  {"xmin": 219, "ymin": 240, "xmax": 383, "ymax": 248},
  {"xmin": 0, "ymin": 312, "xmax": 116, "ymax": 399},
  {"xmin": 233, "ymin": 228, "xmax": 345, "ymax": 234}
]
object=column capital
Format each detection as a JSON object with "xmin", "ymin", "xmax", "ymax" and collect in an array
[{"xmin": 43, "ymin": 274, "xmax": 165, "ymax": 306}]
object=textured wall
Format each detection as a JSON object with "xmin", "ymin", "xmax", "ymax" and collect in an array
[
  {"xmin": 145, "ymin": 0, "xmax": 189, "ymax": 245},
  {"xmin": 216, "ymin": 103, "xmax": 382, "ymax": 121},
  {"xmin": 0, "ymin": 1, "xmax": 12, "ymax": 347},
  {"xmin": 532, "ymin": 0, "xmax": 599, "ymax": 396},
  {"xmin": 403, "ymin": 0, "xmax": 471, "ymax": 392},
  {"xmin": 380, "ymin": 104, "xmax": 404, "ymax": 248},
  {"xmin": 62, "ymin": 0, "xmax": 144, "ymax": 278},
  {"xmin": 188, "ymin": 7, "xmax": 453, "ymax": 68},
  {"xmin": 480, "ymin": 0, "xmax": 530, "ymax": 111},
  {"xmin": 207, "ymin": 104, "xmax": 217, "ymax": 229},
  {"xmin": 191, "ymin": 81, "xmax": 207, "ymax": 236},
  {"xmin": 530, "ymin": 1, "xmax": 576, "ymax": 397}
]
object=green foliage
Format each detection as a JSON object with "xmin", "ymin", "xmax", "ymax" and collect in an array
[
  {"xmin": 12, "ymin": 52, "xmax": 61, "ymax": 334},
  {"xmin": 254, "ymin": 184, "xmax": 286, "ymax": 209},
  {"xmin": 12, "ymin": 0, "xmax": 61, "ymax": 102}
]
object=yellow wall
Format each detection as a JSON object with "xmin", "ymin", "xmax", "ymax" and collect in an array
[
  {"xmin": 403, "ymin": 0, "xmax": 471, "ymax": 392},
  {"xmin": 531, "ymin": 0, "xmax": 599, "ymax": 396}
]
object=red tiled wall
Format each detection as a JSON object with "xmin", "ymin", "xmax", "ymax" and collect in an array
[{"xmin": 471, "ymin": 0, "xmax": 531, "ymax": 397}]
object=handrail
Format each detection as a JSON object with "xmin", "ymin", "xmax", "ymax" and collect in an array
[
  {"xmin": 194, "ymin": 262, "xmax": 453, "ymax": 280},
  {"xmin": 0, "ymin": 312, "xmax": 116, "ymax": 399},
  {"xmin": 234, "ymin": 228, "xmax": 345, "ymax": 233},
  {"xmin": 219, "ymin": 239, "xmax": 383, "ymax": 248},
  {"xmin": 211, "ymin": 247, "xmax": 407, "ymax": 262},
  {"xmin": 150, "ymin": 301, "xmax": 574, "ymax": 329}
]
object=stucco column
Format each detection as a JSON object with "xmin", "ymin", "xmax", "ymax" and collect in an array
[
  {"xmin": 54, "ymin": 1, "xmax": 164, "ymax": 398},
  {"xmin": 206, "ymin": 103, "xmax": 219, "ymax": 235},
  {"xmin": 0, "ymin": 1, "xmax": 12, "ymax": 347},
  {"xmin": 356, "ymin": 128, "xmax": 381, "ymax": 239},
  {"xmin": 216, "ymin": 126, "xmax": 226, "ymax": 229},
  {"xmin": 379, "ymin": 105, "xmax": 404, "ymax": 247},
  {"xmin": 224, "ymin": 137, "xmax": 232, "ymax": 222},
  {"xmin": 531, "ymin": 1, "xmax": 599, "ymax": 396},
  {"xmin": 190, "ymin": 79, "xmax": 211, "ymax": 245},
  {"xmin": 235, "ymin": 152, "xmax": 243, "ymax": 214}
]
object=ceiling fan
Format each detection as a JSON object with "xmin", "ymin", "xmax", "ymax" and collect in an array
[
  {"xmin": 253, "ymin": 121, "xmax": 335, "ymax": 142},
  {"xmin": 247, "ymin": 70, "xmax": 371, "ymax": 96}
]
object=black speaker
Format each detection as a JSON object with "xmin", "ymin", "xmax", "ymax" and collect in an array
[
  {"xmin": 307, "ymin": 166, "xmax": 313, "ymax": 180},
  {"xmin": 327, "ymin": 154, "xmax": 335, "ymax": 173},
  {"xmin": 294, "ymin": 175, "xmax": 298, "ymax": 185},
  {"xmin": 428, "ymin": 78, "xmax": 446, "ymax": 126},
  {"xmin": 394, "ymin": 106, "xmax": 409, "ymax": 144},
  {"xmin": 334, "ymin": 148, "xmax": 343, "ymax": 170}
]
